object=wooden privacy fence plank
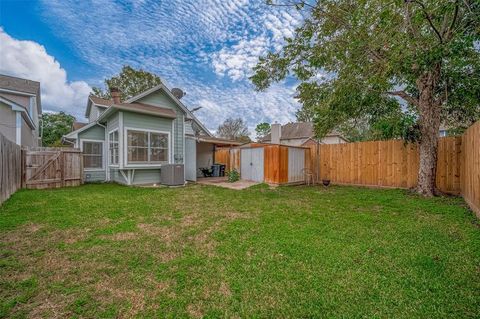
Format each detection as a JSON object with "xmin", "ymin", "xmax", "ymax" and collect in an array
[
  {"xmin": 316, "ymin": 136, "xmax": 463, "ymax": 194},
  {"xmin": 461, "ymin": 121, "xmax": 480, "ymax": 217},
  {"xmin": 23, "ymin": 147, "xmax": 83, "ymax": 190},
  {"xmin": 0, "ymin": 133, "xmax": 22, "ymax": 205}
]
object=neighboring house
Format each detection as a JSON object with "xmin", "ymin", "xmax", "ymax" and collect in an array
[
  {"xmin": 261, "ymin": 122, "xmax": 347, "ymax": 146},
  {"xmin": 63, "ymin": 84, "xmax": 241, "ymax": 185},
  {"xmin": 0, "ymin": 74, "xmax": 42, "ymax": 146}
]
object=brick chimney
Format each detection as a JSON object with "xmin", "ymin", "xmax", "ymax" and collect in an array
[
  {"xmin": 271, "ymin": 123, "xmax": 281, "ymax": 144},
  {"xmin": 110, "ymin": 87, "xmax": 121, "ymax": 104}
]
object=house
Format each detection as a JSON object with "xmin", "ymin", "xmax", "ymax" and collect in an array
[
  {"xmin": 261, "ymin": 122, "xmax": 347, "ymax": 146},
  {"xmin": 63, "ymin": 83, "xmax": 241, "ymax": 185},
  {"xmin": 0, "ymin": 74, "xmax": 42, "ymax": 146}
]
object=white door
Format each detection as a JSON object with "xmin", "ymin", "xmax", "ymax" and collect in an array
[
  {"xmin": 241, "ymin": 148, "xmax": 264, "ymax": 182},
  {"xmin": 288, "ymin": 147, "xmax": 305, "ymax": 183},
  {"xmin": 185, "ymin": 137, "xmax": 197, "ymax": 181}
]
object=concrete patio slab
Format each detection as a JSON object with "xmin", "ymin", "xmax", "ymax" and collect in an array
[{"xmin": 196, "ymin": 177, "xmax": 259, "ymax": 190}]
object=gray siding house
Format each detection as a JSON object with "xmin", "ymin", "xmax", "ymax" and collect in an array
[
  {"xmin": 64, "ymin": 84, "xmax": 239, "ymax": 185},
  {"xmin": 0, "ymin": 74, "xmax": 42, "ymax": 146}
]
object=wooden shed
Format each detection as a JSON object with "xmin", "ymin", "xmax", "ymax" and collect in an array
[{"xmin": 216, "ymin": 143, "xmax": 310, "ymax": 185}]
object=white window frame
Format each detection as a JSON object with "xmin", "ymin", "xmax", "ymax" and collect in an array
[
  {"xmin": 80, "ymin": 139, "xmax": 105, "ymax": 171},
  {"xmin": 123, "ymin": 127, "xmax": 171, "ymax": 167},
  {"xmin": 108, "ymin": 129, "xmax": 119, "ymax": 167}
]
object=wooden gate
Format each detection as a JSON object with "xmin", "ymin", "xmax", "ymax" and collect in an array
[{"xmin": 23, "ymin": 148, "xmax": 83, "ymax": 189}]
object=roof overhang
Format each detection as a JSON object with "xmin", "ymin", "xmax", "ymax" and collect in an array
[
  {"xmin": 97, "ymin": 103, "xmax": 177, "ymax": 124},
  {"xmin": 196, "ymin": 136, "xmax": 243, "ymax": 146},
  {"xmin": 63, "ymin": 121, "xmax": 102, "ymax": 139},
  {"xmin": 0, "ymin": 96, "xmax": 36, "ymax": 129}
]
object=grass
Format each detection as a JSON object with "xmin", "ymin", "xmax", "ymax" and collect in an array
[{"xmin": 0, "ymin": 183, "xmax": 479, "ymax": 318}]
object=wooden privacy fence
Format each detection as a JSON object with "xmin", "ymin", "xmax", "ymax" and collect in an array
[
  {"xmin": 306, "ymin": 136, "xmax": 462, "ymax": 194},
  {"xmin": 215, "ymin": 147, "xmax": 240, "ymax": 172},
  {"xmin": 0, "ymin": 134, "xmax": 84, "ymax": 204},
  {"xmin": 461, "ymin": 121, "xmax": 480, "ymax": 216},
  {"xmin": 0, "ymin": 134, "xmax": 22, "ymax": 204},
  {"xmin": 23, "ymin": 148, "xmax": 83, "ymax": 189}
]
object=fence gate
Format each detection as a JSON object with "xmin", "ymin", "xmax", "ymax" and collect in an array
[
  {"xmin": 241, "ymin": 148, "xmax": 264, "ymax": 182},
  {"xmin": 23, "ymin": 148, "xmax": 83, "ymax": 189}
]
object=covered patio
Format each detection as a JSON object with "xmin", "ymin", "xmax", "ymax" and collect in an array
[{"xmin": 184, "ymin": 136, "xmax": 242, "ymax": 182}]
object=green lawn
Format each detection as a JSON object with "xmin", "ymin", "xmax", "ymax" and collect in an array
[{"xmin": 0, "ymin": 183, "xmax": 479, "ymax": 318}]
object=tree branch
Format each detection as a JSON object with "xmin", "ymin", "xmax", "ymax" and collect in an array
[
  {"xmin": 387, "ymin": 90, "xmax": 419, "ymax": 107},
  {"xmin": 408, "ymin": 0, "xmax": 444, "ymax": 43}
]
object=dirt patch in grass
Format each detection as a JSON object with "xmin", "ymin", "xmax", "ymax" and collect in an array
[{"xmin": 99, "ymin": 232, "xmax": 138, "ymax": 241}]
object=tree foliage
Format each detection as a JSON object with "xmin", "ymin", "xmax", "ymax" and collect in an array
[
  {"xmin": 92, "ymin": 65, "xmax": 162, "ymax": 101},
  {"xmin": 41, "ymin": 112, "xmax": 75, "ymax": 147},
  {"xmin": 217, "ymin": 118, "xmax": 251, "ymax": 143},
  {"xmin": 255, "ymin": 122, "xmax": 271, "ymax": 141},
  {"xmin": 251, "ymin": 0, "xmax": 480, "ymax": 195}
]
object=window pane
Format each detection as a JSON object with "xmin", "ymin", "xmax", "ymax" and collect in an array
[
  {"xmin": 128, "ymin": 130, "xmax": 147, "ymax": 147},
  {"xmin": 150, "ymin": 133, "xmax": 168, "ymax": 148},
  {"xmin": 128, "ymin": 147, "xmax": 148, "ymax": 162},
  {"xmin": 84, "ymin": 155, "xmax": 102, "ymax": 168},
  {"xmin": 83, "ymin": 142, "xmax": 92, "ymax": 154},
  {"xmin": 150, "ymin": 148, "xmax": 167, "ymax": 162},
  {"xmin": 91, "ymin": 143, "xmax": 101, "ymax": 154},
  {"xmin": 83, "ymin": 142, "xmax": 103, "ymax": 169}
]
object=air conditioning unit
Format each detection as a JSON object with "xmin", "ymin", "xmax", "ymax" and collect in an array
[{"xmin": 160, "ymin": 164, "xmax": 185, "ymax": 186}]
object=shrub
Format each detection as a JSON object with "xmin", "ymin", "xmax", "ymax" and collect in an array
[{"xmin": 226, "ymin": 169, "xmax": 240, "ymax": 183}]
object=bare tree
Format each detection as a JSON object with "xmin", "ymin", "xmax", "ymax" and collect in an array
[{"xmin": 217, "ymin": 118, "xmax": 251, "ymax": 143}]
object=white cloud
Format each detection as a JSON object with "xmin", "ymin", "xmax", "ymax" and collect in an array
[
  {"xmin": 0, "ymin": 29, "xmax": 91, "ymax": 119},
  {"xmin": 211, "ymin": 10, "xmax": 304, "ymax": 81},
  {"xmin": 18, "ymin": 0, "xmax": 308, "ymax": 128}
]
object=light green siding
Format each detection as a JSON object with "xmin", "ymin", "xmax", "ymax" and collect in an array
[
  {"xmin": 109, "ymin": 168, "xmax": 161, "ymax": 185},
  {"xmin": 78, "ymin": 124, "xmax": 105, "ymax": 140},
  {"xmin": 173, "ymin": 115, "xmax": 184, "ymax": 164},
  {"xmin": 137, "ymin": 90, "xmax": 186, "ymax": 163},
  {"xmin": 84, "ymin": 170, "xmax": 106, "ymax": 182},
  {"xmin": 106, "ymin": 112, "xmax": 119, "ymax": 133},
  {"xmin": 132, "ymin": 169, "xmax": 161, "ymax": 184},
  {"xmin": 123, "ymin": 111, "xmax": 173, "ymax": 132},
  {"xmin": 109, "ymin": 168, "xmax": 126, "ymax": 184},
  {"xmin": 137, "ymin": 90, "xmax": 178, "ymax": 110}
]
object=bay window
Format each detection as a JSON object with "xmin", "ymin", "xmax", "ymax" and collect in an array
[
  {"xmin": 82, "ymin": 141, "xmax": 103, "ymax": 169},
  {"xmin": 109, "ymin": 130, "xmax": 119, "ymax": 165},
  {"xmin": 127, "ymin": 129, "xmax": 169, "ymax": 164}
]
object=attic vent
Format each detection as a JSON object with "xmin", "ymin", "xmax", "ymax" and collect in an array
[{"xmin": 171, "ymin": 88, "xmax": 186, "ymax": 99}]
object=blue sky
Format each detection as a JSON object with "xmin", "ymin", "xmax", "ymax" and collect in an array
[{"xmin": 0, "ymin": 0, "xmax": 306, "ymax": 134}]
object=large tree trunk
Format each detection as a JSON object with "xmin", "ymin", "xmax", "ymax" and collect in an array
[{"xmin": 416, "ymin": 68, "xmax": 441, "ymax": 196}]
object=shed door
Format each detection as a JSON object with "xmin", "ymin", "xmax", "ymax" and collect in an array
[
  {"xmin": 288, "ymin": 147, "xmax": 305, "ymax": 183},
  {"xmin": 241, "ymin": 148, "xmax": 264, "ymax": 182},
  {"xmin": 185, "ymin": 137, "xmax": 197, "ymax": 181}
]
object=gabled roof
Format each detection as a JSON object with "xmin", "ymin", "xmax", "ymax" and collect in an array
[
  {"xmin": 0, "ymin": 95, "xmax": 36, "ymax": 129},
  {"xmin": 0, "ymin": 74, "xmax": 39, "ymax": 95},
  {"xmin": 72, "ymin": 122, "xmax": 88, "ymax": 131},
  {"xmin": 85, "ymin": 95, "xmax": 113, "ymax": 117},
  {"xmin": 97, "ymin": 102, "xmax": 177, "ymax": 122},
  {"xmin": 125, "ymin": 83, "xmax": 213, "ymax": 137},
  {"xmin": 262, "ymin": 122, "xmax": 344, "ymax": 141},
  {"xmin": 0, "ymin": 74, "xmax": 42, "ymax": 114},
  {"xmin": 64, "ymin": 121, "xmax": 102, "ymax": 139}
]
